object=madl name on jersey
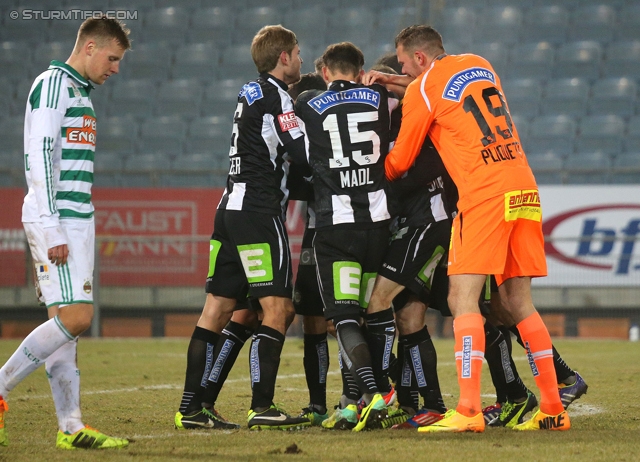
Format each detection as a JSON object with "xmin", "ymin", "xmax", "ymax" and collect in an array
[{"xmin": 340, "ymin": 167, "xmax": 373, "ymax": 188}]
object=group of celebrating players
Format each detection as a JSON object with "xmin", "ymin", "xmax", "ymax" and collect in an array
[
  {"xmin": 173, "ymin": 24, "xmax": 588, "ymax": 434},
  {"xmin": 0, "ymin": 16, "xmax": 590, "ymax": 452}
]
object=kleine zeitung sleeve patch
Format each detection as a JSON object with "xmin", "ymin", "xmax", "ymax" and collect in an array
[{"xmin": 278, "ymin": 111, "xmax": 299, "ymax": 132}]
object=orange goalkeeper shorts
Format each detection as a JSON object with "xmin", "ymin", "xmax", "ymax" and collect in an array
[{"xmin": 448, "ymin": 189, "xmax": 547, "ymax": 285}]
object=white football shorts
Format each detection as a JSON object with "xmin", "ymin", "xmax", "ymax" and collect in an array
[{"xmin": 23, "ymin": 219, "xmax": 95, "ymax": 307}]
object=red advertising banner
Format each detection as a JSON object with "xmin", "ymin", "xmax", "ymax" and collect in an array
[
  {"xmin": 94, "ymin": 188, "xmax": 221, "ymax": 286},
  {"xmin": 0, "ymin": 188, "xmax": 27, "ymax": 286},
  {"xmin": 0, "ymin": 188, "xmax": 308, "ymax": 287}
]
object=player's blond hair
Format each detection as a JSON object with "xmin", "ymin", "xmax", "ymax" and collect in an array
[
  {"xmin": 251, "ymin": 25, "xmax": 298, "ymax": 74},
  {"xmin": 75, "ymin": 16, "xmax": 131, "ymax": 50}
]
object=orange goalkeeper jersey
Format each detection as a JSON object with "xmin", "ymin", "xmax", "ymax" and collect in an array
[{"xmin": 385, "ymin": 53, "xmax": 537, "ymax": 211}]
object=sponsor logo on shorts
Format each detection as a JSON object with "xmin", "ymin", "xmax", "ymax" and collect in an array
[
  {"xmin": 35, "ymin": 263, "xmax": 51, "ymax": 286},
  {"xmin": 238, "ymin": 243, "xmax": 273, "ymax": 283},
  {"xmin": 461, "ymin": 336, "xmax": 472, "ymax": 378},
  {"xmin": 278, "ymin": 111, "xmax": 299, "ymax": 132},
  {"xmin": 332, "ymin": 261, "xmax": 361, "ymax": 301},
  {"xmin": 83, "ymin": 279, "xmax": 92, "ymax": 294},
  {"xmin": 504, "ymin": 190, "xmax": 542, "ymax": 222}
]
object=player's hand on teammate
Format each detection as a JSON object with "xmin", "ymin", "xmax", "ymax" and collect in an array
[
  {"xmin": 48, "ymin": 244, "xmax": 69, "ymax": 266},
  {"xmin": 363, "ymin": 71, "xmax": 414, "ymax": 88}
]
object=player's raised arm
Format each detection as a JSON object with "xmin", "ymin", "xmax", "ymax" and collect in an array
[{"xmin": 384, "ymin": 80, "xmax": 433, "ymax": 181}]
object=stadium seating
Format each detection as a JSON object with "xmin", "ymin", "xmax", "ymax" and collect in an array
[
  {"xmin": 328, "ymin": 8, "xmax": 375, "ymax": 45},
  {"xmin": 202, "ymin": 78, "xmax": 244, "ymax": 118},
  {"xmin": 475, "ymin": 6, "xmax": 523, "ymax": 45},
  {"xmin": 507, "ymin": 42, "xmax": 555, "ymax": 80},
  {"xmin": 122, "ymin": 42, "xmax": 173, "ymax": 82},
  {"xmin": 436, "ymin": 7, "xmax": 476, "ymax": 46},
  {"xmin": 143, "ymin": 7, "xmax": 190, "ymax": 43},
  {"xmin": 502, "ymin": 79, "xmax": 542, "ymax": 118},
  {"xmin": 612, "ymin": 152, "xmax": 640, "ymax": 183},
  {"xmin": 568, "ymin": 4, "xmax": 616, "ymax": 44},
  {"xmin": 109, "ymin": 79, "xmax": 157, "ymax": 117},
  {"xmin": 232, "ymin": 7, "xmax": 282, "ymax": 44},
  {"xmin": 0, "ymin": 117, "xmax": 24, "ymax": 158},
  {"xmin": 469, "ymin": 42, "xmax": 508, "ymax": 77},
  {"xmin": 576, "ymin": 115, "xmax": 625, "ymax": 154},
  {"xmin": 0, "ymin": 42, "xmax": 31, "ymax": 81},
  {"xmin": 625, "ymin": 117, "xmax": 640, "ymax": 152},
  {"xmin": 529, "ymin": 115, "xmax": 577, "ymax": 155},
  {"xmin": 98, "ymin": 116, "xmax": 138, "ymax": 155},
  {"xmin": 282, "ymin": 7, "xmax": 328, "ymax": 49},
  {"xmin": 33, "ymin": 42, "xmax": 75, "ymax": 70},
  {"xmin": 589, "ymin": 78, "xmax": 636, "ymax": 117},
  {"xmin": 564, "ymin": 152, "xmax": 611, "ymax": 184},
  {"xmin": 138, "ymin": 116, "xmax": 187, "ymax": 155},
  {"xmin": 188, "ymin": 7, "xmax": 234, "ymax": 45},
  {"xmin": 616, "ymin": 4, "xmax": 640, "ymax": 41},
  {"xmin": 541, "ymin": 78, "xmax": 590, "ymax": 117},
  {"xmin": 555, "ymin": 41, "xmax": 603, "ymax": 81},
  {"xmin": 603, "ymin": 41, "xmax": 640, "ymax": 79},
  {"xmin": 155, "ymin": 79, "xmax": 203, "ymax": 119},
  {"xmin": 219, "ymin": 44, "xmax": 256, "ymax": 81},
  {"xmin": 521, "ymin": 6, "xmax": 569, "ymax": 45},
  {"xmin": 186, "ymin": 116, "xmax": 231, "ymax": 153},
  {"xmin": 0, "ymin": 0, "xmax": 638, "ymax": 186},
  {"xmin": 375, "ymin": 7, "xmax": 418, "ymax": 43}
]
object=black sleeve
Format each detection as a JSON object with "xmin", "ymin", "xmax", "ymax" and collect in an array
[
  {"xmin": 287, "ymin": 161, "xmax": 314, "ymax": 201},
  {"xmin": 389, "ymin": 139, "xmax": 446, "ymax": 198}
]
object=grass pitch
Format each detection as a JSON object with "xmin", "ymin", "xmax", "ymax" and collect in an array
[{"xmin": 0, "ymin": 336, "xmax": 639, "ymax": 461}]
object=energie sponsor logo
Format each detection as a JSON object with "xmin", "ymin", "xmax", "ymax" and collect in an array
[{"xmin": 66, "ymin": 115, "xmax": 96, "ymax": 146}]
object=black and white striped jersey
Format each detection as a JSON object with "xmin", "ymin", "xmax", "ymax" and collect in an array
[
  {"xmin": 388, "ymin": 137, "xmax": 451, "ymax": 229},
  {"xmin": 217, "ymin": 73, "xmax": 306, "ymax": 217},
  {"xmin": 295, "ymin": 80, "xmax": 398, "ymax": 230}
]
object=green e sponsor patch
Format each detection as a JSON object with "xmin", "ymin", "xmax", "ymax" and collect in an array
[
  {"xmin": 237, "ymin": 243, "xmax": 273, "ymax": 283},
  {"xmin": 417, "ymin": 245, "xmax": 445, "ymax": 290},
  {"xmin": 208, "ymin": 240, "xmax": 222, "ymax": 278},
  {"xmin": 359, "ymin": 272, "xmax": 377, "ymax": 308},
  {"xmin": 333, "ymin": 261, "xmax": 362, "ymax": 301}
]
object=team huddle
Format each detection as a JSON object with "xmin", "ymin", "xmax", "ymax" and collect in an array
[{"xmin": 0, "ymin": 16, "xmax": 588, "ymax": 451}]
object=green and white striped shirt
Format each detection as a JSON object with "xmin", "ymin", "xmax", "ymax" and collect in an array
[{"xmin": 22, "ymin": 60, "xmax": 96, "ymax": 244}]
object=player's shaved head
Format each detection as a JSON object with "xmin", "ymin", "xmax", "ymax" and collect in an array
[
  {"xmin": 321, "ymin": 42, "xmax": 364, "ymax": 78},
  {"xmin": 395, "ymin": 25, "xmax": 444, "ymax": 57}
]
